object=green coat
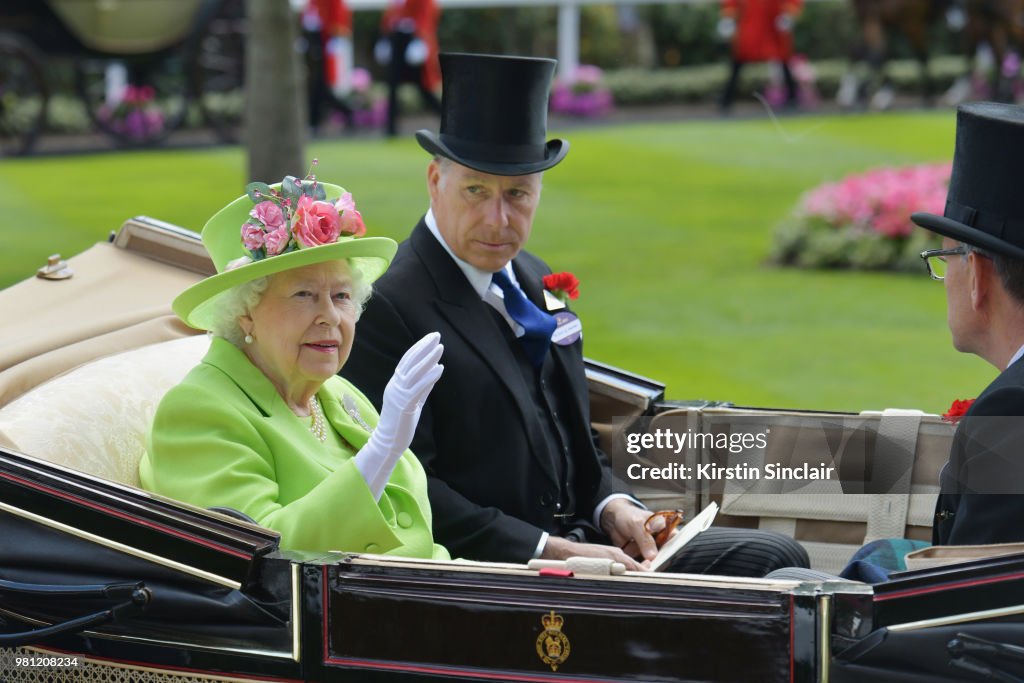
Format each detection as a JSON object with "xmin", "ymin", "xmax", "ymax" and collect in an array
[{"xmin": 140, "ymin": 336, "xmax": 449, "ymax": 559}]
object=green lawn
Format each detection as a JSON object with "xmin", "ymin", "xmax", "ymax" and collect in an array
[{"xmin": 0, "ymin": 111, "xmax": 994, "ymax": 412}]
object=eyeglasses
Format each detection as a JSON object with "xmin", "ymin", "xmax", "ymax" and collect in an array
[
  {"xmin": 644, "ymin": 510, "xmax": 685, "ymax": 548},
  {"xmin": 920, "ymin": 246, "xmax": 969, "ymax": 280},
  {"xmin": 618, "ymin": 509, "xmax": 686, "ymax": 554}
]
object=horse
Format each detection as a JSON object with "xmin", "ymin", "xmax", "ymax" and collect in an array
[
  {"xmin": 838, "ymin": 0, "xmax": 952, "ymax": 109},
  {"xmin": 945, "ymin": 0, "xmax": 1024, "ymax": 103}
]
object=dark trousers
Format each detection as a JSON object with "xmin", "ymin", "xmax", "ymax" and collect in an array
[
  {"xmin": 666, "ymin": 527, "xmax": 810, "ymax": 577},
  {"xmin": 385, "ymin": 29, "xmax": 442, "ymax": 137},
  {"xmin": 574, "ymin": 522, "xmax": 809, "ymax": 577},
  {"xmin": 305, "ymin": 30, "xmax": 353, "ymax": 130},
  {"xmin": 720, "ymin": 59, "xmax": 798, "ymax": 112}
]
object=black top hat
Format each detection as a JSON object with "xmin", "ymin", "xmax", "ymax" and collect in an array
[
  {"xmin": 912, "ymin": 102, "xmax": 1024, "ymax": 260},
  {"xmin": 415, "ymin": 53, "xmax": 569, "ymax": 176}
]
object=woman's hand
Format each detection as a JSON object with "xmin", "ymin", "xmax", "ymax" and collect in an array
[{"xmin": 355, "ymin": 332, "xmax": 443, "ymax": 499}]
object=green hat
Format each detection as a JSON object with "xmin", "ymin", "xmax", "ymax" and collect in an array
[{"xmin": 173, "ymin": 179, "xmax": 396, "ymax": 330}]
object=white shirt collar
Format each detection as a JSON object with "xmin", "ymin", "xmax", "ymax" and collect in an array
[
  {"xmin": 1008, "ymin": 343, "xmax": 1024, "ymax": 369},
  {"xmin": 424, "ymin": 208, "xmax": 517, "ymax": 298}
]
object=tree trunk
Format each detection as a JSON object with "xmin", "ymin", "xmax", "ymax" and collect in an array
[{"xmin": 245, "ymin": 0, "xmax": 306, "ymax": 182}]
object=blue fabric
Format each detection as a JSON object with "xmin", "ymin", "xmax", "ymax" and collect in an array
[
  {"xmin": 838, "ymin": 538, "xmax": 932, "ymax": 583},
  {"xmin": 491, "ymin": 270, "xmax": 556, "ymax": 369}
]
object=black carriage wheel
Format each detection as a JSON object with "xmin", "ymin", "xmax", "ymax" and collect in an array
[
  {"xmin": 0, "ymin": 32, "xmax": 49, "ymax": 157},
  {"xmin": 74, "ymin": 51, "xmax": 190, "ymax": 148},
  {"xmin": 189, "ymin": 0, "xmax": 246, "ymax": 144}
]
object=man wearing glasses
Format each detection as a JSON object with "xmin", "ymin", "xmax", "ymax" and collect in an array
[{"xmin": 914, "ymin": 102, "xmax": 1024, "ymax": 547}]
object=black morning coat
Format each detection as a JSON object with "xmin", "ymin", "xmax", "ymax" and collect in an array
[
  {"xmin": 933, "ymin": 355, "xmax": 1024, "ymax": 545},
  {"xmin": 342, "ymin": 219, "xmax": 632, "ymax": 562}
]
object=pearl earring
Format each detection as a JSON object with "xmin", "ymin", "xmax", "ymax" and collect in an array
[{"xmin": 244, "ymin": 334, "xmax": 254, "ymax": 344}]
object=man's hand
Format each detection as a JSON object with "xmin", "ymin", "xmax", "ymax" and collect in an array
[
  {"xmin": 600, "ymin": 498, "xmax": 661, "ymax": 563},
  {"xmin": 540, "ymin": 535, "xmax": 648, "ymax": 571}
]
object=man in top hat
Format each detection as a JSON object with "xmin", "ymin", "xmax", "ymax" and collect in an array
[
  {"xmin": 343, "ymin": 52, "xmax": 808, "ymax": 573},
  {"xmin": 913, "ymin": 102, "xmax": 1024, "ymax": 547}
]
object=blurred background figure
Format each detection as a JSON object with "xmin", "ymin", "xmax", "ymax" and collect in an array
[
  {"xmin": 718, "ymin": 0, "xmax": 803, "ymax": 113},
  {"xmin": 836, "ymin": 0, "xmax": 947, "ymax": 111},
  {"xmin": 302, "ymin": 0, "xmax": 355, "ymax": 135},
  {"xmin": 764, "ymin": 53, "xmax": 818, "ymax": 109},
  {"xmin": 944, "ymin": 0, "xmax": 1024, "ymax": 105},
  {"xmin": 374, "ymin": 0, "xmax": 442, "ymax": 136}
]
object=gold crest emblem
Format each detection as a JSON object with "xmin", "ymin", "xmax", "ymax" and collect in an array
[{"xmin": 535, "ymin": 610, "xmax": 571, "ymax": 672}]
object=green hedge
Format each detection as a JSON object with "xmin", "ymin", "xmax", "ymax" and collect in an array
[
  {"xmin": 38, "ymin": 55, "xmax": 970, "ymax": 135},
  {"xmin": 355, "ymin": 1, "xmax": 965, "ymax": 76},
  {"xmin": 604, "ymin": 56, "xmax": 971, "ymax": 105}
]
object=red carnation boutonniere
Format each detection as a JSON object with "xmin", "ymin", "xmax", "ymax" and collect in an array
[
  {"xmin": 942, "ymin": 398, "xmax": 975, "ymax": 424},
  {"xmin": 543, "ymin": 271, "xmax": 580, "ymax": 304}
]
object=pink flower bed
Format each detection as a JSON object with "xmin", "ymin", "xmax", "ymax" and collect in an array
[
  {"xmin": 551, "ymin": 65, "xmax": 614, "ymax": 118},
  {"xmin": 799, "ymin": 163, "xmax": 950, "ymax": 238},
  {"xmin": 99, "ymin": 85, "xmax": 165, "ymax": 141},
  {"xmin": 772, "ymin": 163, "xmax": 950, "ymax": 272},
  {"xmin": 345, "ymin": 68, "xmax": 387, "ymax": 129}
]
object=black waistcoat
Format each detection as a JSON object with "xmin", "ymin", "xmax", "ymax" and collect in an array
[{"xmin": 488, "ymin": 308, "xmax": 580, "ymax": 533}]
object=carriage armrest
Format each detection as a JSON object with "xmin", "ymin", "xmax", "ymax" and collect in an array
[
  {"xmin": 208, "ymin": 507, "xmax": 259, "ymax": 525},
  {"xmin": 902, "ymin": 543, "xmax": 1024, "ymax": 572},
  {"xmin": 112, "ymin": 216, "xmax": 215, "ymax": 276}
]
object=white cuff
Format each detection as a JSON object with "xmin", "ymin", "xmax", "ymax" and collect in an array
[{"xmin": 533, "ymin": 532, "xmax": 549, "ymax": 559}]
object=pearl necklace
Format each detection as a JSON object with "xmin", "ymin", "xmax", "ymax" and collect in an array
[{"xmin": 309, "ymin": 396, "xmax": 327, "ymax": 442}]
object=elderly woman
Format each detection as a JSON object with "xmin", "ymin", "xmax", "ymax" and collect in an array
[{"xmin": 140, "ymin": 172, "xmax": 448, "ymax": 559}]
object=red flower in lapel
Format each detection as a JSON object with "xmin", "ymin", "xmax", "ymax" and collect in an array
[
  {"xmin": 942, "ymin": 398, "xmax": 975, "ymax": 423},
  {"xmin": 543, "ymin": 272, "xmax": 580, "ymax": 303}
]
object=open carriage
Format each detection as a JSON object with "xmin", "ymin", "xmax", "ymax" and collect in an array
[
  {"xmin": 1, "ymin": 218, "xmax": 1023, "ymax": 682},
  {"xmin": 0, "ymin": 0, "xmax": 245, "ymax": 155}
]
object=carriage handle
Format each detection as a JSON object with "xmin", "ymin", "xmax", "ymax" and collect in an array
[
  {"xmin": 0, "ymin": 579, "xmax": 150, "ymax": 647},
  {"xmin": 948, "ymin": 632, "xmax": 1024, "ymax": 683}
]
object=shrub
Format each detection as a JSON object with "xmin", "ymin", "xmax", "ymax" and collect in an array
[
  {"xmin": 771, "ymin": 163, "xmax": 950, "ymax": 272},
  {"xmin": 551, "ymin": 65, "xmax": 614, "ymax": 117}
]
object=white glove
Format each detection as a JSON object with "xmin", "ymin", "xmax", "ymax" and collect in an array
[
  {"xmin": 405, "ymin": 38, "xmax": 428, "ymax": 66},
  {"xmin": 354, "ymin": 332, "xmax": 443, "ymax": 500},
  {"xmin": 716, "ymin": 17, "xmax": 736, "ymax": 40},
  {"xmin": 946, "ymin": 4, "xmax": 966, "ymax": 31},
  {"xmin": 373, "ymin": 38, "xmax": 392, "ymax": 66},
  {"xmin": 325, "ymin": 36, "xmax": 354, "ymax": 98},
  {"xmin": 775, "ymin": 13, "xmax": 794, "ymax": 33}
]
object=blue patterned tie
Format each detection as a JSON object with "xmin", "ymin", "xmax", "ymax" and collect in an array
[{"xmin": 492, "ymin": 269, "xmax": 556, "ymax": 369}]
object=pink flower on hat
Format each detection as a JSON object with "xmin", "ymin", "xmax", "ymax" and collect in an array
[
  {"xmin": 264, "ymin": 226, "xmax": 291, "ymax": 255},
  {"xmin": 238, "ymin": 162, "xmax": 371, "ymax": 260},
  {"xmin": 293, "ymin": 195, "xmax": 341, "ymax": 248},
  {"xmin": 241, "ymin": 223, "xmax": 265, "ymax": 251},
  {"xmin": 335, "ymin": 192, "xmax": 366, "ymax": 237},
  {"xmin": 334, "ymin": 192, "xmax": 356, "ymax": 214},
  {"xmin": 339, "ymin": 208, "xmax": 366, "ymax": 237},
  {"xmin": 250, "ymin": 200, "xmax": 285, "ymax": 231}
]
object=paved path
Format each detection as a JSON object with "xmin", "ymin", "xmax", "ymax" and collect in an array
[{"xmin": 25, "ymin": 96, "xmax": 941, "ymax": 157}]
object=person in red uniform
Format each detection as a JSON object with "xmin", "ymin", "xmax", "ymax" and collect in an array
[
  {"xmin": 718, "ymin": 0, "xmax": 803, "ymax": 112},
  {"xmin": 303, "ymin": 0, "xmax": 355, "ymax": 132},
  {"xmin": 376, "ymin": 0, "xmax": 442, "ymax": 136}
]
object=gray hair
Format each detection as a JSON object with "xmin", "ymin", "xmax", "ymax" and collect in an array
[
  {"xmin": 207, "ymin": 262, "xmax": 373, "ymax": 347},
  {"xmin": 432, "ymin": 154, "xmax": 544, "ymax": 183},
  {"xmin": 963, "ymin": 242, "xmax": 1024, "ymax": 305}
]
